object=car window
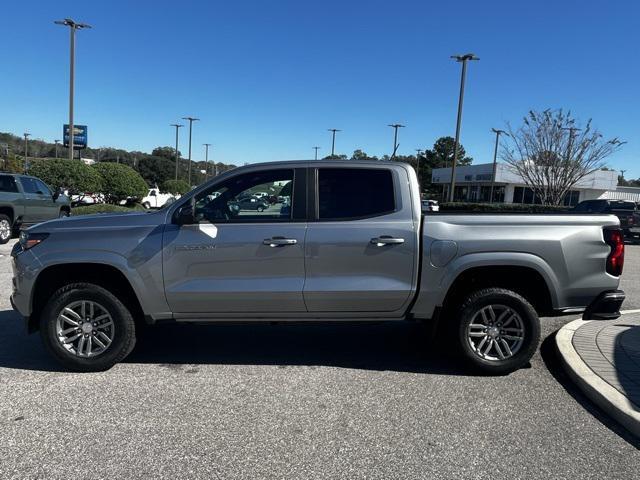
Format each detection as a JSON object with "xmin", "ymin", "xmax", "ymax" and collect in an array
[
  {"xmin": 0, "ymin": 175, "xmax": 19, "ymax": 193},
  {"xmin": 19, "ymin": 177, "xmax": 41, "ymax": 194},
  {"xmin": 35, "ymin": 179, "xmax": 52, "ymax": 195},
  {"xmin": 193, "ymin": 169, "xmax": 294, "ymax": 223},
  {"xmin": 610, "ymin": 201, "xmax": 636, "ymax": 211},
  {"xmin": 317, "ymin": 168, "xmax": 395, "ymax": 220}
]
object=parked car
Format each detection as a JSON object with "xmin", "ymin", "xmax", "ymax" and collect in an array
[
  {"xmin": 0, "ymin": 173, "xmax": 70, "ymax": 244},
  {"xmin": 422, "ymin": 199, "xmax": 440, "ymax": 212},
  {"xmin": 573, "ymin": 199, "xmax": 639, "ymax": 238},
  {"xmin": 229, "ymin": 196, "xmax": 269, "ymax": 212},
  {"xmin": 11, "ymin": 161, "xmax": 625, "ymax": 373},
  {"xmin": 141, "ymin": 187, "xmax": 176, "ymax": 209}
]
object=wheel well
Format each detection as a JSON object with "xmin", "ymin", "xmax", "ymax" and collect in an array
[
  {"xmin": 0, "ymin": 206, "xmax": 14, "ymax": 224},
  {"xmin": 442, "ymin": 266, "xmax": 554, "ymax": 317},
  {"xmin": 29, "ymin": 263, "xmax": 144, "ymax": 333},
  {"xmin": 60, "ymin": 206, "xmax": 70, "ymax": 214}
]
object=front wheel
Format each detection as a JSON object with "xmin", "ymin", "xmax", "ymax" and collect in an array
[
  {"xmin": 40, "ymin": 283, "xmax": 137, "ymax": 372},
  {"xmin": 0, "ymin": 214, "xmax": 12, "ymax": 244},
  {"xmin": 456, "ymin": 288, "xmax": 540, "ymax": 375}
]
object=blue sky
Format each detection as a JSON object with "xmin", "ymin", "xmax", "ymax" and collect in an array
[{"xmin": 1, "ymin": 0, "xmax": 639, "ymax": 175}]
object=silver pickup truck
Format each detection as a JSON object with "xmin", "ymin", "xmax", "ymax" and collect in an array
[{"xmin": 10, "ymin": 160, "xmax": 625, "ymax": 374}]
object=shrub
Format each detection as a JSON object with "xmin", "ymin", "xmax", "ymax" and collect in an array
[
  {"xmin": 438, "ymin": 202, "xmax": 570, "ymax": 213},
  {"xmin": 92, "ymin": 162, "xmax": 148, "ymax": 204},
  {"xmin": 162, "ymin": 179, "xmax": 191, "ymax": 195},
  {"xmin": 72, "ymin": 204, "xmax": 146, "ymax": 216},
  {"xmin": 29, "ymin": 159, "xmax": 102, "ymax": 194}
]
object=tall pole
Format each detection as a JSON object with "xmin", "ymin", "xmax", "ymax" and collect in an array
[
  {"xmin": 328, "ymin": 129, "xmax": 340, "ymax": 156},
  {"xmin": 489, "ymin": 128, "xmax": 507, "ymax": 204},
  {"xmin": 448, "ymin": 53, "xmax": 479, "ymax": 202},
  {"xmin": 203, "ymin": 143, "xmax": 211, "ymax": 180},
  {"xmin": 55, "ymin": 19, "xmax": 91, "ymax": 162},
  {"xmin": 415, "ymin": 149, "xmax": 423, "ymax": 185},
  {"xmin": 23, "ymin": 133, "xmax": 31, "ymax": 173},
  {"xmin": 183, "ymin": 117, "xmax": 200, "ymax": 185},
  {"xmin": 388, "ymin": 124, "xmax": 405, "ymax": 159},
  {"xmin": 171, "ymin": 123, "xmax": 183, "ymax": 180},
  {"xmin": 54, "ymin": 139, "xmax": 60, "ymax": 158},
  {"xmin": 313, "ymin": 146, "xmax": 320, "ymax": 160}
]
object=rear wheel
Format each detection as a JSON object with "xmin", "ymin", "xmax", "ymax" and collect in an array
[
  {"xmin": 40, "ymin": 283, "xmax": 136, "ymax": 372},
  {"xmin": 142, "ymin": 201, "xmax": 151, "ymax": 209},
  {"xmin": 0, "ymin": 214, "xmax": 12, "ymax": 244},
  {"xmin": 257, "ymin": 205, "xmax": 265, "ymax": 212},
  {"xmin": 455, "ymin": 288, "xmax": 540, "ymax": 375}
]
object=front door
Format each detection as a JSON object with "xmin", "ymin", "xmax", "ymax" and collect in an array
[
  {"xmin": 18, "ymin": 176, "xmax": 54, "ymax": 223},
  {"xmin": 303, "ymin": 166, "xmax": 418, "ymax": 314},
  {"xmin": 162, "ymin": 167, "xmax": 307, "ymax": 315}
]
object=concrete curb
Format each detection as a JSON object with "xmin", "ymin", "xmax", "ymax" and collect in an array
[{"xmin": 556, "ymin": 318, "xmax": 640, "ymax": 439}]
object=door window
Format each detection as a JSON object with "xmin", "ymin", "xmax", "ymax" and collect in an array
[
  {"xmin": 34, "ymin": 179, "xmax": 52, "ymax": 196},
  {"xmin": 317, "ymin": 168, "xmax": 395, "ymax": 220},
  {"xmin": 19, "ymin": 177, "xmax": 41, "ymax": 194},
  {"xmin": 0, "ymin": 175, "xmax": 18, "ymax": 193},
  {"xmin": 193, "ymin": 169, "xmax": 294, "ymax": 223}
]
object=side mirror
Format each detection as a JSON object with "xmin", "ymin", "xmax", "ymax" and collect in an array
[{"xmin": 175, "ymin": 200, "xmax": 195, "ymax": 225}]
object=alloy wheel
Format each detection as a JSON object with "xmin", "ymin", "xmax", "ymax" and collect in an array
[
  {"xmin": 56, "ymin": 300, "xmax": 115, "ymax": 358},
  {"xmin": 466, "ymin": 304, "xmax": 525, "ymax": 361}
]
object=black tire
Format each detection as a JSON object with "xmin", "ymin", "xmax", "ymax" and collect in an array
[
  {"xmin": 257, "ymin": 205, "xmax": 265, "ymax": 212},
  {"xmin": 40, "ymin": 283, "xmax": 136, "ymax": 372},
  {"xmin": 59, "ymin": 208, "xmax": 70, "ymax": 218},
  {"xmin": 0, "ymin": 214, "xmax": 12, "ymax": 244},
  {"xmin": 455, "ymin": 288, "xmax": 540, "ymax": 375},
  {"xmin": 142, "ymin": 202, "xmax": 151, "ymax": 209}
]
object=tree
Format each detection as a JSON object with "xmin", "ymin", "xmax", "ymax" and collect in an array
[
  {"xmin": 29, "ymin": 159, "xmax": 102, "ymax": 194},
  {"xmin": 136, "ymin": 156, "xmax": 174, "ymax": 187},
  {"xmin": 92, "ymin": 162, "xmax": 148, "ymax": 204},
  {"xmin": 502, "ymin": 109, "xmax": 624, "ymax": 205},
  {"xmin": 425, "ymin": 136, "xmax": 472, "ymax": 169},
  {"xmin": 322, "ymin": 154, "xmax": 348, "ymax": 160},
  {"xmin": 350, "ymin": 149, "xmax": 379, "ymax": 161},
  {"xmin": 152, "ymin": 146, "xmax": 179, "ymax": 160},
  {"xmin": 162, "ymin": 179, "xmax": 191, "ymax": 195}
]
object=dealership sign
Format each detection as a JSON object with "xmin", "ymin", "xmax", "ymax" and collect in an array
[{"xmin": 63, "ymin": 124, "xmax": 88, "ymax": 149}]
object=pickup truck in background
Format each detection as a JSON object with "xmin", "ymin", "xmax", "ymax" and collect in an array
[
  {"xmin": 141, "ymin": 187, "xmax": 177, "ymax": 209},
  {"xmin": 0, "ymin": 173, "xmax": 70, "ymax": 244},
  {"xmin": 574, "ymin": 199, "xmax": 640, "ymax": 239},
  {"xmin": 10, "ymin": 161, "xmax": 625, "ymax": 374}
]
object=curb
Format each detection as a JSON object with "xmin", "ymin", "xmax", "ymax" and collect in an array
[{"xmin": 556, "ymin": 318, "xmax": 640, "ymax": 439}]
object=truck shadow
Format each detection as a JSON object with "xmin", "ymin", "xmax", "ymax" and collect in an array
[{"xmin": 0, "ymin": 308, "xmax": 473, "ymax": 375}]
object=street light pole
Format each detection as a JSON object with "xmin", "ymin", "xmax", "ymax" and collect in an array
[
  {"xmin": 182, "ymin": 117, "xmax": 200, "ymax": 185},
  {"xmin": 448, "ymin": 53, "xmax": 479, "ymax": 202},
  {"xmin": 55, "ymin": 18, "xmax": 91, "ymax": 162},
  {"xmin": 489, "ymin": 128, "xmax": 507, "ymax": 204},
  {"xmin": 170, "ymin": 123, "xmax": 183, "ymax": 180},
  {"xmin": 388, "ymin": 124, "xmax": 405, "ymax": 159},
  {"xmin": 328, "ymin": 129, "xmax": 341, "ymax": 156},
  {"xmin": 23, "ymin": 133, "xmax": 31, "ymax": 173},
  {"xmin": 54, "ymin": 139, "xmax": 60, "ymax": 158},
  {"xmin": 203, "ymin": 143, "xmax": 211, "ymax": 180},
  {"xmin": 313, "ymin": 146, "xmax": 320, "ymax": 160},
  {"xmin": 415, "ymin": 149, "xmax": 423, "ymax": 184}
]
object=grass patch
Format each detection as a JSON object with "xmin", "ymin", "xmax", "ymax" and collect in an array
[{"xmin": 72, "ymin": 204, "xmax": 146, "ymax": 216}]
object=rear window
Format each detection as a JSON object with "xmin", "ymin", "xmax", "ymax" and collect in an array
[
  {"xmin": 610, "ymin": 201, "xmax": 636, "ymax": 211},
  {"xmin": 318, "ymin": 168, "xmax": 395, "ymax": 220},
  {"xmin": 0, "ymin": 175, "xmax": 18, "ymax": 193}
]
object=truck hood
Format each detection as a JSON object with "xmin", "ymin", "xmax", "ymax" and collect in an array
[{"xmin": 28, "ymin": 210, "xmax": 167, "ymax": 232}]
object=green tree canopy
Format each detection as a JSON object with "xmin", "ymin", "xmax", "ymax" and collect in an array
[
  {"xmin": 92, "ymin": 162, "xmax": 148, "ymax": 204},
  {"xmin": 152, "ymin": 146, "xmax": 179, "ymax": 160},
  {"xmin": 29, "ymin": 159, "xmax": 103, "ymax": 194},
  {"xmin": 137, "ymin": 156, "xmax": 174, "ymax": 187},
  {"xmin": 162, "ymin": 179, "xmax": 191, "ymax": 195}
]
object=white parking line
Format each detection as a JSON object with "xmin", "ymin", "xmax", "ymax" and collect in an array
[{"xmin": 620, "ymin": 309, "xmax": 640, "ymax": 315}]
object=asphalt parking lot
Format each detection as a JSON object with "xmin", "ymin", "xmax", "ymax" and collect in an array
[{"xmin": 0, "ymin": 240, "xmax": 639, "ymax": 479}]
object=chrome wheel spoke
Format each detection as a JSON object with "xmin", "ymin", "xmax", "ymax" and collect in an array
[
  {"xmin": 467, "ymin": 303, "xmax": 525, "ymax": 362},
  {"xmin": 56, "ymin": 300, "xmax": 114, "ymax": 358}
]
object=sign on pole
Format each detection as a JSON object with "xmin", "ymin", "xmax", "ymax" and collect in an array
[{"xmin": 63, "ymin": 124, "xmax": 88, "ymax": 149}]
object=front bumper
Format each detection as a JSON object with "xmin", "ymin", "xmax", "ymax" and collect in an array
[{"xmin": 582, "ymin": 290, "xmax": 625, "ymax": 320}]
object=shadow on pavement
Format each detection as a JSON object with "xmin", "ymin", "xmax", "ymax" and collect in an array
[
  {"xmin": 540, "ymin": 330, "xmax": 640, "ymax": 448},
  {"xmin": 0, "ymin": 309, "xmax": 472, "ymax": 376},
  {"xmin": 613, "ymin": 323, "xmax": 640, "ymax": 413}
]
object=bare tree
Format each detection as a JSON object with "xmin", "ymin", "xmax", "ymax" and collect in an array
[{"xmin": 502, "ymin": 109, "xmax": 624, "ymax": 205}]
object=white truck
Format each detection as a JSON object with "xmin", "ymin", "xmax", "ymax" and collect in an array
[{"xmin": 141, "ymin": 187, "xmax": 176, "ymax": 209}]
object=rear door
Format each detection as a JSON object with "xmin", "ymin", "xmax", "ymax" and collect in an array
[
  {"xmin": 18, "ymin": 176, "xmax": 51, "ymax": 223},
  {"xmin": 162, "ymin": 167, "xmax": 308, "ymax": 315},
  {"xmin": 303, "ymin": 166, "xmax": 418, "ymax": 314}
]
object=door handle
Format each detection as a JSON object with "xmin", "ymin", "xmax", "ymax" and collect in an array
[
  {"xmin": 263, "ymin": 236, "xmax": 297, "ymax": 247},
  {"xmin": 370, "ymin": 236, "xmax": 405, "ymax": 246}
]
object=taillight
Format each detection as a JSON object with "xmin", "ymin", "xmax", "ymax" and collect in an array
[{"xmin": 604, "ymin": 228, "xmax": 624, "ymax": 276}]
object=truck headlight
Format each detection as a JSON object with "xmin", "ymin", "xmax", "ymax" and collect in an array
[{"xmin": 19, "ymin": 231, "xmax": 49, "ymax": 250}]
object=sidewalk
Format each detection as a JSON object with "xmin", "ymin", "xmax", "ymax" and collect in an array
[{"xmin": 556, "ymin": 314, "xmax": 640, "ymax": 438}]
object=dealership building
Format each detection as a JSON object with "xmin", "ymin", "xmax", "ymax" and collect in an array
[{"xmin": 430, "ymin": 162, "xmax": 640, "ymax": 205}]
